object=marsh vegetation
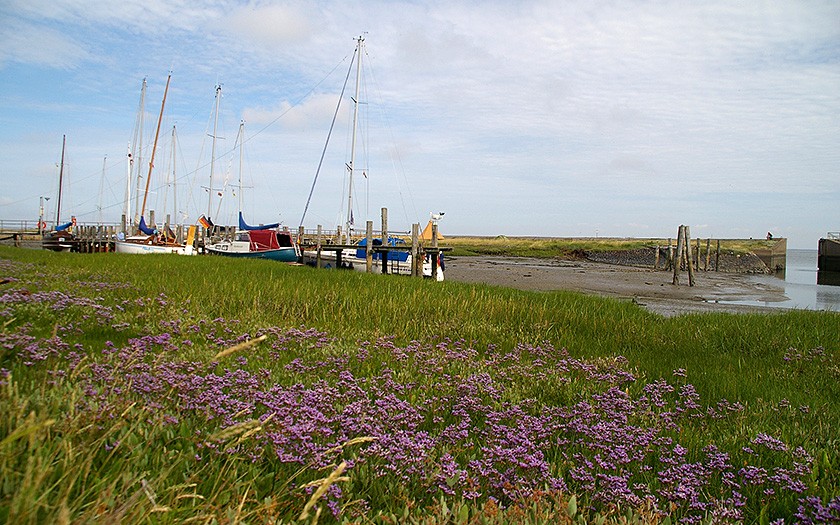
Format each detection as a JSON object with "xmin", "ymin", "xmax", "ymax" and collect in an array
[{"xmin": 1, "ymin": 247, "xmax": 837, "ymax": 523}]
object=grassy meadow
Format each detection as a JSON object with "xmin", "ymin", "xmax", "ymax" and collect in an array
[{"xmin": 1, "ymin": 246, "xmax": 838, "ymax": 523}]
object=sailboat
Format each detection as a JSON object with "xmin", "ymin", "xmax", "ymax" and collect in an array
[
  {"xmin": 204, "ymin": 122, "xmax": 300, "ymax": 262},
  {"xmin": 301, "ymin": 36, "xmax": 443, "ymax": 280},
  {"xmin": 42, "ymin": 134, "xmax": 78, "ymax": 252},
  {"xmin": 114, "ymin": 74, "xmax": 196, "ymax": 255}
]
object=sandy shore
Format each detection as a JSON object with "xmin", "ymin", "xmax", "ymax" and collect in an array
[{"xmin": 444, "ymin": 256, "xmax": 790, "ymax": 317}]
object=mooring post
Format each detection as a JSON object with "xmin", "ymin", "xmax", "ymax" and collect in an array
[
  {"xmin": 715, "ymin": 239, "xmax": 721, "ymax": 272},
  {"xmin": 673, "ymin": 226, "xmax": 684, "ymax": 285},
  {"xmin": 431, "ymin": 223, "xmax": 439, "ymax": 278},
  {"xmin": 316, "ymin": 225, "xmax": 323, "ymax": 268},
  {"xmin": 149, "ymin": 210, "xmax": 155, "ymax": 230},
  {"xmin": 381, "ymin": 208, "xmax": 389, "ymax": 274},
  {"xmin": 667, "ymin": 238, "xmax": 674, "ymax": 271},
  {"xmin": 704, "ymin": 238, "xmax": 711, "ymax": 271},
  {"xmin": 120, "ymin": 214, "xmax": 126, "ymax": 236},
  {"xmin": 654, "ymin": 245, "xmax": 661, "ymax": 270},
  {"xmin": 694, "ymin": 237, "xmax": 701, "ymax": 271},
  {"xmin": 411, "ymin": 223, "xmax": 420, "ymax": 277},
  {"xmin": 366, "ymin": 220, "xmax": 373, "ymax": 273},
  {"xmin": 685, "ymin": 226, "xmax": 696, "ymax": 286}
]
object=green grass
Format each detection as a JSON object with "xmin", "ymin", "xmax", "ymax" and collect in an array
[{"xmin": 1, "ymin": 246, "xmax": 838, "ymax": 523}]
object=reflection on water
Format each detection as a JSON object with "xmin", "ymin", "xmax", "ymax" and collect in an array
[
  {"xmin": 738, "ymin": 249, "xmax": 840, "ymax": 312},
  {"xmin": 817, "ymin": 271, "xmax": 840, "ymax": 286}
]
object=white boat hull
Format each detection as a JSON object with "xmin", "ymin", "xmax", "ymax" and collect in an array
[{"xmin": 114, "ymin": 240, "xmax": 195, "ymax": 255}]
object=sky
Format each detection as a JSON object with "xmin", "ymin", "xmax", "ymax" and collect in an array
[{"xmin": 1, "ymin": 1, "xmax": 838, "ymax": 249}]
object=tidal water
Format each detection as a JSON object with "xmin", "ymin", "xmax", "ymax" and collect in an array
[{"xmin": 734, "ymin": 249, "xmax": 840, "ymax": 312}]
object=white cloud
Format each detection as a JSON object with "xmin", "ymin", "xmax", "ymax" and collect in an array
[
  {"xmin": 0, "ymin": 19, "xmax": 91, "ymax": 68},
  {"xmin": 226, "ymin": 3, "xmax": 313, "ymax": 50},
  {"xmin": 0, "ymin": 0, "xmax": 838, "ymax": 247}
]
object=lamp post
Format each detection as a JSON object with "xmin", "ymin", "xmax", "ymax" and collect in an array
[{"xmin": 39, "ymin": 196, "xmax": 50, "ymax": 234}]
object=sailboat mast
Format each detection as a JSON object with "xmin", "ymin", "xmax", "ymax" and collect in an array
[
  {"xmin": 98, "ymin": 155, "xmax": 107, "ymax": 223},
  {"xmin": 124, "ymin": 142, "xmax": 132, "ymax": 221},
  {"xmin": 132, "ymin": 78, "xmax": 147, "ymax": 226},
  {"xmin": 171, "ymin": 125, "xmax": 177, "ymax": 226},
  {"xmin": 207, "ymin": 84, "xmax": 222, "ymax": 220},
  {"xmin": 345, "ymin": 36, "xmax": 364, "ymax": 244},
  {"xmin": 140, "ymin": 73, "xmax": 171, "ymax": 222},
  {"xmin": 55, "ymin": 134, "xmax": 66, "ymax": 225},
  {"xmin": 237, "ymin": 120, "xmax": 244, "ymax": 217}
]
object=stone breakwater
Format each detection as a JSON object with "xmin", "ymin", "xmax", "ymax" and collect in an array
[{"xmin": 582, "ymin": 247, "xmax": 772, "ymax": 274}]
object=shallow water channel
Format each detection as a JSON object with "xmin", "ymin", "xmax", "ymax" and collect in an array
[{"xmin": 726, "ymin": 249, "xmax": 840, "ymax": 312}]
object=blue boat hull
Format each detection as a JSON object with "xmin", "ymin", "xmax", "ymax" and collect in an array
[{"xmin": 206, "ymin": 246, "xmax": 298, "ymax": 262}]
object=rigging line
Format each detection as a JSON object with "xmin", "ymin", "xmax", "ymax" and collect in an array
[
  {"xmin": 82, "ymin": 57, "xmax": 353, "ymax": 223},
  {"xmin": 298, "ymin": 49, "xmax": 356, "ymax": 228},
  {"xmin": 153, "ymin": 55, "xmax": 352, "ymax": 203},
  {"xmin": 245, "ymin": 53, "xmax": 351, "ymax": 145},
  {"xmin": 365, "ymin": 55, "xmax": 419, "ymax": 225},
  {"xmin": 34, "ymin": 60, "xmax": 354, "ymax": 222}
]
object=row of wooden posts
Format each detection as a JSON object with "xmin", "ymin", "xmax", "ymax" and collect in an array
[
  {"xmin": 656, "ymin": 224, "xmax": 723, "ymax": 287},
  {"xmin": 300, "ymin": 208, "xmax": 445, "ymax": 278}
]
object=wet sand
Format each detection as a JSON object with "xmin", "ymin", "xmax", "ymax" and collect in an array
[{"xmin": 444, "ymin": 256, "xmax": 790, "ymax": 317}]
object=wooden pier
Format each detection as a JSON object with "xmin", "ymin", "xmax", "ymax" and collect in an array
[{"xmin": 295, "ymin": 210, "xmax": 449, "ymax": 278}]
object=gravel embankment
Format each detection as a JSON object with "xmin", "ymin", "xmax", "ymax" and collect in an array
[{"xmin": 582, "ymin": 247, "xmax": 771, "ymax": 274}]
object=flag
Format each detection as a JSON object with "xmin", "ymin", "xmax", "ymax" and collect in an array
[{"xmin": 198, "ymin": 215, "xmax": 213, "ymax": 229}]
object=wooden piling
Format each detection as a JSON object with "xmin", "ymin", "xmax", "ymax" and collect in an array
[
  {"xmin": 380, "ymin": 208, "xmax": 388, "ymax": 274},
  {"xmin": 695, "ymin": 237, "xmax": 701, "ymax": 271},
  {"xmin": 673, "ymin": 226, "xmax": 684, "ymax": 285},
  {"xmin": 685, "ymin": 226, "xmax": 695, "ymax": 286},
  {"xmin": 430, "ymin": 223, "xmax": 439, "ymax": 277},
  {"xmin": 366, "ymin": 221, "xmax": 373, "ymax": 273},
  {"xmin": 411, "ymin": 223, "xmax": 420, "ymax": 277},
  {"xmin": 316, "ymin": 225, "xmax": 323, "ymax": 268},
  {"xmin": 667, "ymin": 239, "xmax": 674, "ymax": 271}
]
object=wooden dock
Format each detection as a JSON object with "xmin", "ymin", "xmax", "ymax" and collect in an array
[{"xmin": 1, "ymin": 209, "xmax": 450, "ymax": 279}]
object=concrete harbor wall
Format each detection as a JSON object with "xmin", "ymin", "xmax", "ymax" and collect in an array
[
  {"xmin": 753, "ymin": 238, "xmax": 787, "ymax": 272},
  {"xmin": 818, "ymin": 237, "xmax": 840, "ymax": 285}
]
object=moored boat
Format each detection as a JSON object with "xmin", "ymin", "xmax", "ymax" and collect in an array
[
  {"xmin": 115, "ymin": 74, "xmax": 196, "ymax": 256},
  {"xmin": 205, "ymin": 213, "xmax": 299, "ymax": 262},
  {"xmin": 42, "ymin": 135, "xmax": 78, "ymax": 252},
  {"xmin": 303, "ymin": 236, "xmax": 444, "ymax": 280},
  {"xmin": 300, "ymin": 36, "xmax": 445, "ymax": 280},
  {"xmin": 42, "ymin": 220, "xmax": 76, "ymax": 252}
]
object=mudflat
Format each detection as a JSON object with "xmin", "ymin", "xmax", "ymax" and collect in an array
[{"xmin": 444, "ymin": 256, "xmax": 789, "ymax": 317}]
